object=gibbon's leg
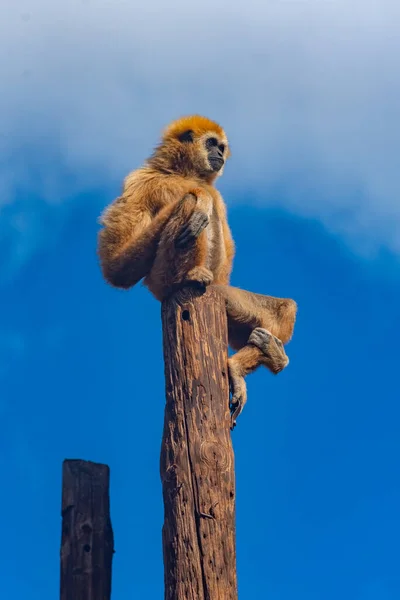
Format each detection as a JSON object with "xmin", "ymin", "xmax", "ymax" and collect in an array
[
  {"xmin": 146, "ymin": 191, "xmax": 214, "ymax": 299},
  {"xmin": 228, "ymin": 331, "xmax": 289, "ymax": 427},
  {"xmin": 212, "ymin": 285, "xmax": 297, "ymax": 428}
]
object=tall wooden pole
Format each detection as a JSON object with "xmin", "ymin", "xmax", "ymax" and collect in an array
[
  {"xmin": 160, "ymin": 287, "xmax": 238, "ymax": 600},
  {"xmin": 60, "ymin": 459, "xmax": 114, "ymax": 600}
]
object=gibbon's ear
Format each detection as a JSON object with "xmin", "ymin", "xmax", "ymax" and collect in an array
[{"xmin": 177, "ymin": 130, "xmax": 194, "ymax": 143}]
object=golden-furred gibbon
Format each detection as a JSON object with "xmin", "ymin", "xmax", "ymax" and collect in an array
[{"xmin": 98, "ymin": 115, "xmax": 297, "ymax": 426}]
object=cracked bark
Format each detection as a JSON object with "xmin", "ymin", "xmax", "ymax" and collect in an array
[
  {"xmin": 160, "ymin": 286, "xmax": 238, "ymax": 600},
  {"xmin": 60, "ymin": 459, "xmax": 114, "ymax": 600}
]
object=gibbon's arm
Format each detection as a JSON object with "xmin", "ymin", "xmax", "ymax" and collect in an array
[
  {"xmin": 218, "ymin": 217, "xmax": 235, "ymax": 284},
  {"xmin": 212, "ymin": 199, "xmax": 235, "ymax": 285},
  {"xmin": 98, "ymin": 191, "xmax": 181, "ymax": 289}
]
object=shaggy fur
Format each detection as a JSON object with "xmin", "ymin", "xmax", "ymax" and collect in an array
[{"xmin": 97, "ymin": 115, "xmax": 297, "ymax": 425}]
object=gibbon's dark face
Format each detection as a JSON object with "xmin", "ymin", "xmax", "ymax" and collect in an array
[
  {"xmin": 204, "ymin": 136, "xmax": 225, "ymax": 172},
  {"xmin": 178, "ymin": 129, "xmax": 226, "ymax": 174}
]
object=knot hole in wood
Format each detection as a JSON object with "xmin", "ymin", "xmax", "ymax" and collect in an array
[{"xmin": 199, "ymin": 440, "xmax": 231, "ymax": 473}]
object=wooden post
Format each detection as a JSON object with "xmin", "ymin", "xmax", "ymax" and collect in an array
[
  {"xmin": 160, "ymin": 287, "xmax": 238, "ymax": 600},
  {"xmin": 60, "ymin": 459, "xmax": 114, "ymax": 600}
]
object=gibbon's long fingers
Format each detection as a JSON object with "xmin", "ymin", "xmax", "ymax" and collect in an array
[
  {"xmin": 229, "ymin": 374, "xmax": 247, "ymax": 430},
  {"xmin": 228, "ymin": 357, "xmax": 248, "ymax": 429},
  {"xmin": 175, "ymin": 212, "xmax": 210, "ymax": 249}
]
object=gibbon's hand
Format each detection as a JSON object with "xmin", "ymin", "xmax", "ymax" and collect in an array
[
  {"xmin": 229, "ymin": 374, "xmax": 247, "ymax": 430},
  {"xmin": 175, "ymin": 211, "xmax": 209, "ymax": 249}
]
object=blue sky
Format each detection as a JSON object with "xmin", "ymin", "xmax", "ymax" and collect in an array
[
  {"xmin": 1, "ymin": 1, "xmax": 400, "ymax": 598},
  {"xmin": 1, "ymin": 198, "xmax": 399, "ymax": 599}
]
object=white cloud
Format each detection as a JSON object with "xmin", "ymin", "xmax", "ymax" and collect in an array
[{"xmin": 1, "ymin": 0, "xmax": 400, "ymax": 275}]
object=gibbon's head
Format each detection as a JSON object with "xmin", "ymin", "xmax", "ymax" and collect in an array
[{"xmin": 149, "ymin": 115, "xmax": 230, "ymax": 182}]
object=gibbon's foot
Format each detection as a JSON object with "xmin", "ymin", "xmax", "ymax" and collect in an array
[
  {"xmin": 248, "ymin": 327, "xmax": 289, "ymax": 373},
  {"xmin": 229, "ymin": 373, "xmax": 247, "ymax": 430},
  {"xmin": 184, "ymin": 266, "xmax": 214, "ymax": 287},
  {"xmin": 175, "ymin": 212, "xmax": 210, "ymax": 249}
]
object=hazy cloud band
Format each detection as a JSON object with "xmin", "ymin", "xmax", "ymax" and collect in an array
[{"xmin": 1, "ymin": 0, "xmax": 399, "ymax": 277}]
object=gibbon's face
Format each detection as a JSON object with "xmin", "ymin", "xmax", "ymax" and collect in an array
[
  {"xmin": 156, "ymin": 116, "xmax": 230, "ymax": 181},
  {"xmin": 177, "ymin": 129, "xmax": 229, "ymax": 179}
]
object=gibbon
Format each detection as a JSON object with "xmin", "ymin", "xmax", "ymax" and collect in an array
[{"xmin": 97, "ymin": 115, "xmax": 297, "ymax": 427}]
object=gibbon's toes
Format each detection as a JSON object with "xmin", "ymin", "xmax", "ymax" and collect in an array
[
  {"xmin": 248, "ymin": 327, "xmax": 273, "ymax": 349},
  {"xmin": 175, "ymin": 212, "xmax": 209, "ymax": 248},
  {"xmin": 229, "ymin": 375, "xmax": 247, "ymax": 430},
  {"xmin": 185, "ymin": 266, "xmax": 214, "ymax": 287},
  {"xmin": 249, "ymin": 327, "xmax": 289, "ymax": 374},
  {"xmin": 249, "ymin": 327, "xmax": 287, "ymax": 356}
]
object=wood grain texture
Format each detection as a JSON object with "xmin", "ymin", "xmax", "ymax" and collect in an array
[
  {"xmin": 160, "ymin": 286, "xmax": 238, "ymax": 600},
  {"xmin": 60, "ymin": 459, "xmax": 114, "ymax": 600}
]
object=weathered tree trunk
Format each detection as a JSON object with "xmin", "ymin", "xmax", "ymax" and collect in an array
[
  {"xmin": 160, "ymin": 287, "xmax": 238, "ymax": 600},
  {"xmin": 60, "ymin": 459, "xmax": 114, "ymax": 600}
]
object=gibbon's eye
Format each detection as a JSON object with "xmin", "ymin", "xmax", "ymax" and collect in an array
[
  {"xmin": 178, "ymin": 130, "xmax": 194, "ymax": 143},
  {"xmin": 218, "ymin": 144, "xmax": 225, "ymax": 154},
  {"xmin": 205, "ymin": 137, "xmax": 218, "ymax": 149}
]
